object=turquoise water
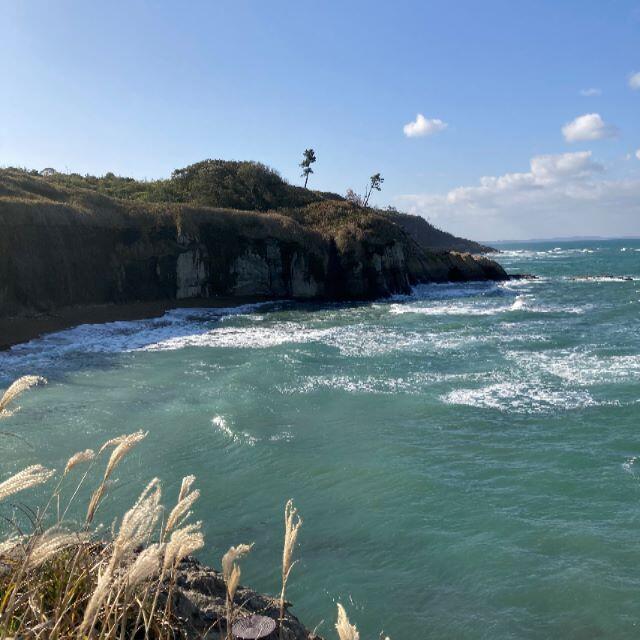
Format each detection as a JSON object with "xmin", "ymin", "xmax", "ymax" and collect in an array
[{"xmin": 1, "ymin": 239, "xmax": 640, "ymax": 639}]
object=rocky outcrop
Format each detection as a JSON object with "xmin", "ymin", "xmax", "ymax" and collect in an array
[
  {"xmin": 166, "ymin": 556, "xmax": 321, "ymax": 640},
  {"xmin": 0, "ymin": 181, "xmax": 507, "ymax": 318}
]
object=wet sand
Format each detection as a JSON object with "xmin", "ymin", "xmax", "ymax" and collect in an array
[{"xmin": 0, "ymin": 297, "xmax": 269, "ymax": 351}]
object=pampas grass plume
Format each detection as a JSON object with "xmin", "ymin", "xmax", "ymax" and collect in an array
[
  {"xmin": 279, "ymin": 499, "xmax": 302, "ymax": 628},
  {"xmin": 335, "ymin": 603, "xmax": 360, "ymax": 640},
  {"xmin": 27, "ymin": 529, "xmax": 86, "ymax": 568},
  {"xmin": 165, "ymin": 475, "xmax": 200, "ymax": 534},
  {"xmin": 0, "ymin": 464, "xmax": 55, "ymax": 501},
  {"xmin": 0, "ymin": 375, "xmax": 46, "ymax": 417},
  {"xmin": 124, "ymin": 543, "xmax": 163, "ymax": 589},
  {"xmin": 64, "ymin": 448, "xmax": 95, "ymax": 474}
]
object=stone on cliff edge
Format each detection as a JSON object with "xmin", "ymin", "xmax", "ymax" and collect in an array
[{"xmin": 166, "ymin": 556, "xmax": 322, "ymax": 640}]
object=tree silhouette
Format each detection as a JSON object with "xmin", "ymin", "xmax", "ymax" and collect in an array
[
  {"xmin": 363, "ymin": 172, "xmax": 384, "ymax": 207},
  {"xmin": 299, "ymin": 148, "xmax": 317, "ymax": 188}
]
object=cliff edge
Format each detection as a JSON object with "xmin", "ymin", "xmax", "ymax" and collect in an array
[{"xmin": 0, "ymin": 166, "xmax": 507, "ymax": 320}]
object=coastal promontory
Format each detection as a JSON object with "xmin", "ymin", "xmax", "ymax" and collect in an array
[{"xmin": 0, "ymin": 161, "xmax": 506, "ymax": 344}]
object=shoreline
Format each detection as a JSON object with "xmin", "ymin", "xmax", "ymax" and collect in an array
[
  {"xmin": 0, "ymin": 296, "xmax": 270, "ymax": 351},
  {"xmin": 0, "ymin": 275, "xmax": 524, "ymax": 352}
]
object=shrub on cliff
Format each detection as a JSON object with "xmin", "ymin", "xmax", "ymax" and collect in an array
[{"xmin": 170, "ymin": 159, "xmax": 320, "ymax": 211}]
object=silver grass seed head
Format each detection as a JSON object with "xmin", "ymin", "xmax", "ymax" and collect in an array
[
  {"xmin": 0, "ymin": 465, "xmax": 55, "ymax": 502},
  {"xmin": 282, "ymin": 499, "xmax": 302, "ymax": 578},
  {"xmin": 27, "ymin": 529, "xmax": 88, "ymax": 569},
  {"xmin": 166, "ymin": 487, "xmax": 200, "ymax": 533},
  {"xmin": 64, "ymin": 449, "xmax": 96, "ymax": 475},
  {"xmin": 227, "ymin": 564, "xmax": 241, "ymax": 601},
  {"xmin": 335, "ymin": 604, "xmax": 360, "ymax": 640},
  {"xmin": 123, "ymin": 543, "xmax": 164, "ymax": 590},
  {"xmin": 0, "ymin": 375, "xmax": 46, "ymax": 416},
  {"xmin": 178, "ymin": 475, "xmax": 196, "ymax": 502},
  {"xmin": 103, "ymin": 430, "xmax": 148, "ymax": 481},
  {"xmin": 222, "ymin": 543, "xmax": 254, "ymax": 583},
  {"xmin": 163, "ymin": 522, "xmax": 204, "ymax": 573},
  {"xmin": 113, "ymin": 478, "xmax": 162, "ymax": 563}
]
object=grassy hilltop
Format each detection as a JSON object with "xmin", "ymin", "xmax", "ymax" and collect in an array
[{"xmin": 0, "ymin": 160, "xmax": 492, "ymax": 253}]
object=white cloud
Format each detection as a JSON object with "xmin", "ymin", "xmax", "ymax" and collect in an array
[
  {"xmin": 629, "ymin": 72, "xmax": 640, "ymax": 90},
  {"xmin": 580, "ymin": 88, "xmax": 601, "ymax": 97},
  {"xmin": 562, "ymin": 113, "xmax": 617, "ymax": 142},
  {"xmin": 397, "ymin": 151, "xmax": 640, "ymax": 241},
  {"xmin": 443, "ymin": 151, "xmax": 603, "ymax": 204},
  {"xmin": 636, "ymin": 149, "xmax": 640, "ymax": 160},
  {"xmin": 403, "ymin": 114, "xmax": 448, "ymax": 138}
]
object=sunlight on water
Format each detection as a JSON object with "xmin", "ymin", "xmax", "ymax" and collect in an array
[{"xmin": 1, "ymin": 239, "xmax": 640, "ymax": 638}]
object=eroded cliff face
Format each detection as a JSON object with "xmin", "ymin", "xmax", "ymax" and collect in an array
[{"xmin": 0, "ymin": 196, "xmax": 507, "ymax": 317}]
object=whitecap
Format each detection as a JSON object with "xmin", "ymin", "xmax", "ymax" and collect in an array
[
  {"xmin": 507, "ymin": 350, "xmax": 640, "ymax": 385},
  {"xmin": 211, "ymin": 415, "xmax": 257, "ymax": 446},
  {"xmin": 440, "ymin": 381, "xmax": 598, "ymax": 413},
  {"xmin": 280, "ymin": 371, "xmax": 500, "ymax": 396},
  {"xmin": 388, "ymin": 294, "xmax": 582, "ymax": 317},
  {"xmin": 0, "ymin": 301, "xmax": 280, "ymax": 372},
  {"xmin": 388, "ymin": 302, "xmax": 502, "ymax": 316},
  {"xmin": 569, "ymin": 276, "xmax": 638, "ymax": 283},
  {"xmin": 510, "ymin": 296, "xmax": 527, "ymax": 311}
]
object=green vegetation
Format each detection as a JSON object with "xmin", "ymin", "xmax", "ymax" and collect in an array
[
  {"xmin": 344, "ymin": 173, "xmax": 384, "ymax": 210},
  {"xmin": 0, "ymin": 160, "xmax": 494, "ymax": 259},
  {"xmin": 0, "ymin": 376, "xmax": 368, "ymax": 640},
  {"xmin": 363, "ymin": 173, "xmax": 384, "ymax": 208},
  {"xmin": 4, "ymin": 159, "xmax": 340, "ymax": 212},
  {"xmin": 170, "ymin": 159, "xmax": 322, "ymax": 210},
  {"xmin": 299, "ymin": 149, "xmax": 317, "ymax": 189}
]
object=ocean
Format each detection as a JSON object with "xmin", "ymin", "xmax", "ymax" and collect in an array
[{"xmin": 1, "ymin": 238, "xmax": 639, "ymax": 638}]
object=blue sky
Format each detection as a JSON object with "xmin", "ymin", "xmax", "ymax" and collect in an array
[{"xmin": 1, "ymin": 0, "xmax": 639, "ymax": 240}]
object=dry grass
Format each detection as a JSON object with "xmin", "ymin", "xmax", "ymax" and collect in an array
[
  {"xmin": 221, "ymin": 543, "xmax": 253, "ymax": 639},
  {"xmin": 0, "ymin": 376, "xmax": 372, "ymax": 639},
  {"xmin": 0, "ymin": 375, "xmax": 191, "ymax": 640},
  {"xmin": 335, "ymin": 604, "xmax": 360, "ymax": 640},
  {"xmin": 0, "ymin": 375, "xmax": 46, "ymax": 418},
  {"xmin": 279, "ymin": 499, "xmax": 302, "ymax": 634}
]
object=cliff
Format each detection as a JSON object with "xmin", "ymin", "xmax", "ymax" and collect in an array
[
  {"xmin": 387, "ymin": 210, "xmax": 496, "ymax": 253},
  {"xmin": 0, "ymin": 168, "xmax": 507, "ymax": 319}
]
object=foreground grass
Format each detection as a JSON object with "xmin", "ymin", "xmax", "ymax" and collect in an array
[{"xmin": 0, "ymin": 377, "xmax": 370, "ymax": 639}]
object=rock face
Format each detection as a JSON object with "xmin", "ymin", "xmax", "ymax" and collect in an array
[
  {"xmin": 0, "ymin": 185, "xmax": 507, "ymax": 317},
  {"xmin": 167, "ymin": 556, "xmax": 321, "ymax": 640}
]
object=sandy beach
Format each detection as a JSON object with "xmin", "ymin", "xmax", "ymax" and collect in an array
[{"xmin": 0, "ymin": 296, "xmax": 268, "ymax": 350}]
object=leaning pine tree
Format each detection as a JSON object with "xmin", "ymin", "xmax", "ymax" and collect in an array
[
  {"xmin": 300, "ymin": 148, "xmax": 317, "ymax": 188},
  {"xmin": 363, "ymin": 172, "xmax": 384, "ymax": 207}
]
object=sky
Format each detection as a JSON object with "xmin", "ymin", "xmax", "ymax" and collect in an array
[{"xmin": 1, "ymin": 0, "xmax": 639, "ymax": 241}]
